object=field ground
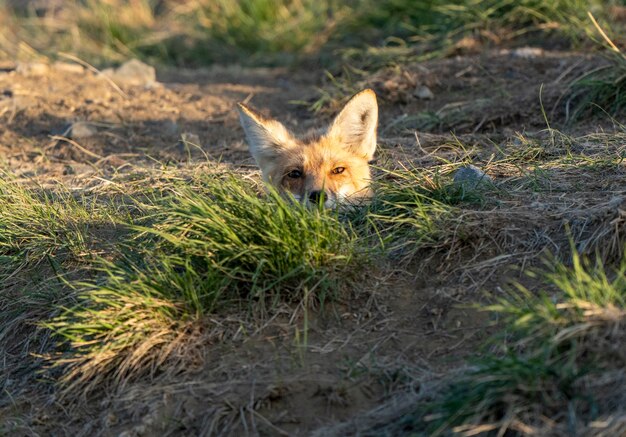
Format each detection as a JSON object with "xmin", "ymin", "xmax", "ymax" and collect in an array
[{"xmin": 1, "ymin": 3, "xmax": 626, "ymax": 436}]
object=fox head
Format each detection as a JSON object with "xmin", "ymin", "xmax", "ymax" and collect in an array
[{"xmin": 237, "ymin": 89, "xmax": 378, "ymax": 207}]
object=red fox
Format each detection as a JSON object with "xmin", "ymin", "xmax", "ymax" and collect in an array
[{"xmin": 237, "ymin": 89, "xmax": 378, "ymax": 207}]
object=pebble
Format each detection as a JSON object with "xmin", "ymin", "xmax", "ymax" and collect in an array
[
  {"xmin": 16, "ymin": 62, "xmax": 50, "ymax": 76},
  {"xmin": 53, "ymin": 62, "xmax": 85, "ymax": 74},
  {"xmin": 510, "ymin": 47, "xmax": 544, "ymax": 59},
  {"xmin": 101, "ymin": 59, "xmax": 157, "ymax": 87},
  {"xmin": 453, "ymin": 165, "xmax": 493, "ymax": 191},
  {"xmin": 70, "ymin": 121, "xmax": 98, "ymax": 139},
  {"xmin": 143, "ymin": 119, "xmax": 179, "ymax": 136},
  {"xmin": 414, "ymin": 85, "xmax": 434, "ymax": 100}
]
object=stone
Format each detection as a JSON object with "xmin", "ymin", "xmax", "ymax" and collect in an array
[
  {"xmin": 176, "ymin": 132, "xmax": 202, "ymax": 156},
  {"xmin": 453, "ymin": 165, "xmax": 493, "ymax": 191},
  {"xmin": 510, "ymin": 47, "xmax": 544, "ymax": 59},
  {"xmin": 70, "ymin": 121, "xmax": 98, "ymax": 139},
  {"xmin": 414, "ymin": 85, "xmax": 434, "ymax": 100},
  {"xmin": 53, "ymin": 62, "xmax": 85, "ymax": 74},
  {"xmin": 180, "ymin": 132, "xmax": 200, "ymax": 146},
  {"xmin": 142, "ymin": 119, "xmax": 179, "ymax": 137},
  {"xmin": 101, "ymin": 59, "xmax": 157, "ymax": 87},
  {"xmin": 16, "ymin": 62, "xmax": 50, "ymax": 76}
]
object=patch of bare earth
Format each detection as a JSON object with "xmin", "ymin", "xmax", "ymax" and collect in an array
[{"xmin": 0, "ymin": 48, "xmax": 624, "ymax": 435}]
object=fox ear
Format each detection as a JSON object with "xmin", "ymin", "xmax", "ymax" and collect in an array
[
  {"xmin": 327, "ymin": 89, "xmax": 378, "ymax": 160},
  {"xmin": 237, "ymin": 103, "xmax": 294, "ymax": 168}
]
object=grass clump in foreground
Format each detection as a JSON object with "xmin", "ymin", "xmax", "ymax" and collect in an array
[
  {"xmin": 46, "ymin": 174, "xmax": 364, "ymax": 394},
  {"xmin": 390, "ymin": 251, "xmax": 626, "ymax": 436},
  {"xmin": 567, "ymin": 13, "xmax": 626, "ymax": 122},
  {"xmin": 0, "ymin": 176, "xmax": 122, "ymax": 385},
  {"xmin": 353, "ymin": 165, "xmax": 485, "ymax": 262},
  {"xmin": 0, "ymin": 176, "xmax": 113, "ymax": 272}
]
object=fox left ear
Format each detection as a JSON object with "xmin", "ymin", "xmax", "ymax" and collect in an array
[
  {"xmin": 237, "ymin": 102, "xmax": 294, "ymax": 171},
  {"xmin": 327, "ymin": 89, "xmax": 378, "ymax": 160}
]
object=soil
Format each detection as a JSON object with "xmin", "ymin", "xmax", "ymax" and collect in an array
[{"xmin": 0, "ymin": 47, "xmax": 622, "ymax": 436}]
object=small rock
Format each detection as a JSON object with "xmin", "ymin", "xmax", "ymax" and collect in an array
[
  {"xmin": 53, "ymin": 62, "xmax": 85, "ymax": 74},
  {"xmin": 101, "ymin": 59, "xmax": 157, "ymax": 87},
  {"xmin": 144, "ymin": 119, "xmax": 178, "ymax": 136},
  {"xmin": 16, "ymin": 62, "xmax": 50, "ymax": 76},
  {"xmin": 70, "ymin": 121, "xmax": 98, "ymax": 139},
  {"xmin": 414, "ymin": 85, "xmax": 434, "ymax": 100},
  {"xmin": 510, "ymin": 47, "xmax": 544, "ymax": 59},
  {"xmin": 453, "ymin": 165, "xmax": 493, "ymax": 191}
]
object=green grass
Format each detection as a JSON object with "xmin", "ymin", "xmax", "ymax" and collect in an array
[
  {"xmin": 0, "ymin": 176, "xmax": 125, "ymax": 388},
  {"xmin": 1, "ymin": 131, "xmax": 625, "ymax": 435},
  {"xmin": 0, "ymin": 177, "xmax": 107, "ymax": 271},
  {"xmin": 37, "ymin": 164, "xmax": 490, "ymax": 394},
  {"xmin": 389, "ymin": 251, "xmax": 626, "ymax": 435},
  {"xmin": 344, "ymin": 164, "xmax": 492, "ymax": 263},
  {"xmin": 0, "ymin": 163, "xmax": 468, "ymax": 397},
  {"xmin": 44, "ymin": 173, "xmax": 366, "ymax": 394},
  {"xmin": 140, "ymin": 175, "xmax": 363, "ymax": 306},
  {"xmin": 327, "ymin": 0, "xmax": 619, "ymax": 73},
  {"xmin": 2, "ymin": 129, "xmax": 626, "ymax": 431},
  {"xmin": 0, "ymin": 0, "xmax": 621, "ymax": 67},
  {"xmin": 567, "ymin": 14, "xmax": 626, "ymax": 121}
]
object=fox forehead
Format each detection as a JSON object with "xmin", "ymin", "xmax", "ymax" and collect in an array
[
  {"xmin": 293, "ymin": 136, "xmax": 368, "ymax": 169},
  {"xmin": 267, "ymin": 136, "xmax": 369, "ymax": 180}
]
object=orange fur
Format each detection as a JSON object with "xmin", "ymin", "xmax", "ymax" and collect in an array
[{"xmin": 237, "ymin": 89, "xmax": 378, "ymax": 207}]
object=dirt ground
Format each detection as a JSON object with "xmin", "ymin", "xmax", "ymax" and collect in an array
[{"xmin": 0, "ymin": 48, "xmax": 624, "ymax": 435}]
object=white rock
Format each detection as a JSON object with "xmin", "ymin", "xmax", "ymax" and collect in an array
[
  {"xmin": 101, "ymin": 59, "xmax": 157, "ymax": 87},
  {"xmin": 53, "ymin": 62, "xmax": 85, "ymax": 74},
  {"xmin": 414, "ymin": 85, "xmax": 434, "ymax": 100},
  {"xmin": 16, "ymin": 62, "xmax": 50, "ymax": 76},
  {"xmin": 510, "ymin": 47, "xmax": 544, "ymax": 59},
  {"xmin": 70, "ymin": 121, "xmax": 98, "ymax": 139}
]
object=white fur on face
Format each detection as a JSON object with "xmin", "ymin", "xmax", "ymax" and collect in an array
[{"xmin": 336, "ymin": 185, "xmax": 351, "ymax": 203}]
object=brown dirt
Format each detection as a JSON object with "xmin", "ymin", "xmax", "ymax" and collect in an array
[{"xmin": 0, "ymin": 48, "xmax": 623, "ymax": 436}]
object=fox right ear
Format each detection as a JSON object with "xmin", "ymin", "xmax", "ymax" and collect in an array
[
  {"xmin": 237, "ymin": 103, "xmax": 294, "ymax": 168},
  {"xmin": 327, "ymin": 89, "xmax": 378, "ymax": 160}
]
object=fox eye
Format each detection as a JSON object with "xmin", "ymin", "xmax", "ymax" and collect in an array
[
  {"xmin": 287, "ymin": 169, "xmax": 302, "ymax": 178},
  {"xmin": 331, "ymin": 167, "xmax": 345, "ymax": 175}
]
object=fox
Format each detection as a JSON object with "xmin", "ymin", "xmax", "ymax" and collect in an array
[{"xmin": 237, "ymin": 89, "xmax": 378, "ymax": 208}]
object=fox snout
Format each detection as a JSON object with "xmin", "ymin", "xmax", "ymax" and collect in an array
[
  {"xmin": 237, "ymin": 89, "xmax": 378, "ymax": 207},
  {"xmin": 308, "ymin": 190, "xmax": 326, "ymax": 204},
  {"xmin": 305, "ymin": 189, "xmax": 336, "ymax": 208}
]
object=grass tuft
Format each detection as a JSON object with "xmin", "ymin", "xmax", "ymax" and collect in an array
[
  {"xmin": 0, "ymin": 177, "xmax": 106, "ymax": 271},
  {"xmin": 567, "ymin": 12, "xmax": 626, "ymax": 121},
  {"xmin": 349, "ymin": 166, "xmax": 471, "ymax": 262},
  {"xmin": 45, "ymin": 174, "xmax": 365, "ymax": 394},
  {"xmin": 424, "ymin": 251, "xmax": 626, "ymax": 434}
]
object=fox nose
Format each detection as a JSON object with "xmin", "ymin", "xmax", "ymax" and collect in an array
[{"xmin": 308, "ymin": 190, "xmax": 326, "ymax": 204}]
